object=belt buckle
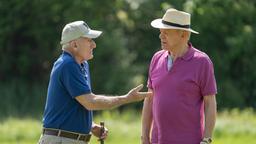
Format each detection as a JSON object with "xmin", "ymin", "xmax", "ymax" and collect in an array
[{"xmin": 57, "ymin": 130, "xmax": 61, "ymax": 137}]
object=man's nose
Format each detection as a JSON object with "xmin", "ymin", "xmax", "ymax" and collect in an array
[
  {"xmin": 159, "ymin": 32, "xmax": 165, "ymax": 40},
  {"xmin": 91, "ymin": 40, "xmax": 96, "ymax": 48}
]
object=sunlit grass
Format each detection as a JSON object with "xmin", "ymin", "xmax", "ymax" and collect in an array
[
  {"xmin": 91, "ymin": 110, "xmax": 141, "ymax": 144},
  {"xmin": 214, "ymin": 108, "xmax": 256, "ymax": 144},
  {"xmin": 0, "ymin": 117, "xmax": 41, "ymax": 144},
  {"xmin": 0, "ymin": 109, "xmax": 255, "ymax": 144}
]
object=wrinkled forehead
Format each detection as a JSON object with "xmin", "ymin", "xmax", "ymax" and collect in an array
[{"xmin": 160, "ymin": 29, "xmax": 180, "ymax": 33}]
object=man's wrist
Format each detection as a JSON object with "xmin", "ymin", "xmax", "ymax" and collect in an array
[
  {"xmin": 201, "ymin": 137, "xmax": 212, "ymax": 144},
  {"xmin": 120, "ymin": 95, "xmax": 130, "ymax": 104},
  {"xmin": 141, "ymin": 135, "xmax": 150, "ymax": 140},
  {"xmin": 141, "ymin": 135, "xmax": 150, "ymax": 144}
]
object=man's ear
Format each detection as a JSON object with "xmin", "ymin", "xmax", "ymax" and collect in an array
[
  {"xmin": 70, "ymin": 40, "xmax": 77, "ymax": 48},
  {"xmin": 177, "ymin": 30, "xmax": 186, "ymax": 38},
  {"xmin": 181, "ymin": 31, "xmax": 186, "ymax": 38},
  {"xmin": 182, "ymin": 31, "xmax": 189, "ymax": 39}
]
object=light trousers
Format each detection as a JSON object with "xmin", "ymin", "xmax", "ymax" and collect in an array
[{"xmin": 38, "ymin": 134, "xmax": 88, "ymax": 144}]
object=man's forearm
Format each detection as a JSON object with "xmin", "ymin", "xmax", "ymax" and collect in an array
[
  {"xmin": 204, "ymin": 96, "xmax": 217, "ymax": 138},
  {"xmin": 76, "ymin": 84, "xmax": 151, "ymax": 110},
  {"xmin": 76, "ymin": 93, "xmax": 131, "ymax": 110},
  {"xmin": 89, "ymin": 94, "xmax": 130, "ymax": 110},
  {"xmin": 141, "ymin": 97, "xmax": 153, "ymax": 143}
]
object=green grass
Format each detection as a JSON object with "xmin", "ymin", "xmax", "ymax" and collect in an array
[
  {"xmin": 213, "ymin": 108, "xmax": 256, "ymax": 144},
  {"xmin": 0, "ymin": 109, "xmax": 256, "ymax": 144},
  {"xmin": 0, "ymin": 118, "xmax": 41, "ymax": 144}
]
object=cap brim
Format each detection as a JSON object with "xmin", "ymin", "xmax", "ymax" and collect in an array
[
  {"xmin": 151, "ymin": 19, "xmax": 199, "ymax": 34},
  {"xmin": 83, "ymin": 29, "xmax": 102, "ymax": 39}
]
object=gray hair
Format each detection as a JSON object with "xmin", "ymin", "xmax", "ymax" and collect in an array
[{"xmin": 61, "ymin": 43, "xmax": 70, "ymax": 51}]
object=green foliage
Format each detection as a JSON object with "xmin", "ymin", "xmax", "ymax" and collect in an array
[
  {"xmin": 0, "ymin": 0, "xmax": 256, "ymax": 116},
  {"xmin": 190, "ymin": 0, "xmax": 256, "ymax": 109},
  {"xmin": 0, "ymin": 80, "xmax": 46, "ymax": 118}
]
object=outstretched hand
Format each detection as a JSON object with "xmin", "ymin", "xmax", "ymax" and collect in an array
[{"xmin": 127, "ymin": 84, "xmax": 152, "ymax": 102}]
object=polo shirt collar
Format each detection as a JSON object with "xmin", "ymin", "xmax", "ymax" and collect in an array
[
  {"xmin": 63, "ymin": 51, "xmax": 72, "ymax": 57},
  {"xmin": 164, "ymin": 42, "xmax": 195, "ymax": 61},
  {"xmin": 180, "ymin": 42, "xmax": 194, "ymax": 61}
]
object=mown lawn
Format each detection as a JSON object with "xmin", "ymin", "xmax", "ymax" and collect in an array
[{"xmin": 0, "ymin": 109, "xmax": 255, "ymax": 144}]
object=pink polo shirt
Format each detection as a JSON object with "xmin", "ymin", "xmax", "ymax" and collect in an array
[{"xmin": 147, "ymin": 43, "xmax": 217, "ymax": 144}]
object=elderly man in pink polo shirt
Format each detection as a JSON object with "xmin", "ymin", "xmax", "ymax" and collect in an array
[{"xmin": 141, "ymin": 9, "xmax": 217, "ymax": 144}]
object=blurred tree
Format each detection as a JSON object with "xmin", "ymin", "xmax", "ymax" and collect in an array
[
  {"xmin": 0, "ymin": 0, "xmax": 255, "ymax": 117},
  {"xmin": 190, "ymin": 0, "xmax": 256, "ymax": 109}
]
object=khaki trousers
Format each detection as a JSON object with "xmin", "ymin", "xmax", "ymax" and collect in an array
[{"xmin": 38, "ymin": 134, "xmax": 88, "ymax": 144}]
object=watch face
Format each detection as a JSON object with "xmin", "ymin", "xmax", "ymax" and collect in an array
[{"xmin": 203, "ymin": 138, "xmax": 212, "ymax": 143}]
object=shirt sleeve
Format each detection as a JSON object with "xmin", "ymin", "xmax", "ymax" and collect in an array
[
  {"xmin": 61, "ymin": 61, "xmax": 91, "ymax": 98},
  {"xmin": 199, "ymin": 57, "xmax": 217, "ymax": 96}
]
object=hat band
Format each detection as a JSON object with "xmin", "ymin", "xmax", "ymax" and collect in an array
[{"xmin": 162, "ymin": 20, "xmax": 190, "ymax": 28}]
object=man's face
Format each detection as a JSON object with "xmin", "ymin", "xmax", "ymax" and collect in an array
[
  {"xmin": 75, "ymin": 37, "xmax": 96, "ymax": 61},
  {"xmin": 159, "ymin": 29, "xmax": 183, "ymax": 51}
]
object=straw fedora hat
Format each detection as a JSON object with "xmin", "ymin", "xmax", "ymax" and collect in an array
[{"xmin": 151, "ymin": 8, "xmax": 199, "ymax": 34}]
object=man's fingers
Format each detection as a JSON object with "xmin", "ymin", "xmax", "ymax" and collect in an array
[
  {"xmin": 134, "ymin": 84, "xmax": 144, "ymax": 92},
  {"xmin": 138, "ymin": 91, "xmax": 153, "ymax": 95},
  {"xmin": 128, "ymin": 84, "xmax": 152, "ymax": 101},
  {"xmin": 101, "ymin": 133, "xmax": 108, "ymax": 138},
  {"xmin": 98, "ymin": 132, "xmax": 108, "ymax": 141},
  {"xmin": 138, "ymin": 91, "xmax": 153, "ymax": 97}
]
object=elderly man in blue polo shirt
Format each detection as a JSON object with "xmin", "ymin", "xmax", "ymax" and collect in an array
[{"xmin": 38, "ymin": 21, "xmax": 151, "ymax": 144}]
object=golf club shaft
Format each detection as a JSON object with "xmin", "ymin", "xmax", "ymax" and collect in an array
[{"xmin": 100, "ymin": 121, "xmax": 104, "ymax": 144}]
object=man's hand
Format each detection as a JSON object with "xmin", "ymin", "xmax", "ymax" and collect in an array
[
  {"xmin": 91, "ymin": 123, "xmax": 108, "ymax": 140},
  {"xmin": 126, "ymin": 84, "xmax": 152, "ymax": 102}
]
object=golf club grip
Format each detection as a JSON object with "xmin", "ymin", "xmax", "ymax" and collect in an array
[{"xmin": 100, "ymin": 121, "xmax": 104, "ymax": 144}]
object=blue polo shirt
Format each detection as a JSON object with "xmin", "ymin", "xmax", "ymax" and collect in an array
[{"xmin": 43, "ymin": 51, "xmax": 92, "ymax": 134}]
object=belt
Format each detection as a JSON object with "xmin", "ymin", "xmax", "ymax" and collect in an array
[{"xmin": 42, "ymin": 128, "xmax": 91, "ymax": 142}]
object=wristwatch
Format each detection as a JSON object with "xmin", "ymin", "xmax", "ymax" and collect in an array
[{"xmin": 202, "ymin": 137, "xmax": 212, "ymax": 144}]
